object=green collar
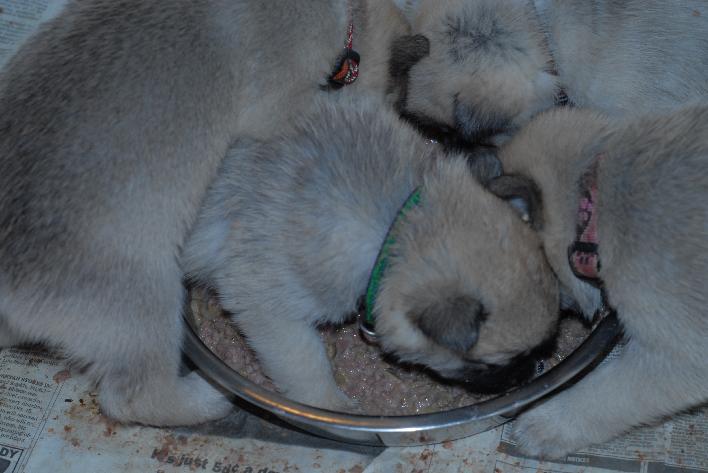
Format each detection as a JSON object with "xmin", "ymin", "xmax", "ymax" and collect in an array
[{"xmin": 360, "ymin": 188, "xmax": 422, "ymax": 338}]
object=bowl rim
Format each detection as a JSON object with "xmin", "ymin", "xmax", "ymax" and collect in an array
[{"xmin": 183, "ymin": 308, "xmax": 620, "ymax": 437}]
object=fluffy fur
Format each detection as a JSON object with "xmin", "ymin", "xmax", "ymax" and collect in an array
[
  {"xmin": 537, "ymin": 0, "xmax": 708, "ymax": 115},
  {"xmin": 395, "ymin": 0, "xmax": 708, "ymax": 140},
  {"xmin": 393, "ymin": 0, "xmax": 557, "ymax": 143},
  {"xmin": 182, "ymin": 97, "xmax": 560, "ymax": 410},
  {"xmin": 490, "ymin": 106, "xmax": 708, "ymax": 457},
  {"xmin": 0, "ymin": 0, "xmax": 412, "ymax": 426}
]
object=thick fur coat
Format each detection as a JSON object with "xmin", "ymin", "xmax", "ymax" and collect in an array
[
  {"xmin": 0, "ymin": 0, "xmax": 411, "ymax": 426},
  {"xmin": 394, "ymin": 0, "xmax": 708, "ymax": 141},
  {"xmin": 182, "ymin": 97, "xmax": 560, "ymax": 410},
  {"xmin": 490, "ymin": 106, "xmax": 708, "ymax": 457}
]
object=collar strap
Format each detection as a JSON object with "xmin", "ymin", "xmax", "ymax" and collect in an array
[
  {"xmin": 567, "ymin": 153, "xmax": 605, "ymax": 286},
  {"xmin": 531, "ymin": 0, "xmax": 572, "ymax": 108},
  {"xmin": 326, "ymin": 14, "xmax": 360, "ymax": 89},
  {"xmin": 360, "ymin": 188, "xmax": 422, "ymax": 338},
  {"xmin": 555, "ymin": 88, "xmax": 571, "ymax": 107}
]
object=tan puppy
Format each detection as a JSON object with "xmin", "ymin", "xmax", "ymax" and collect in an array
[
  {"xmin": 393, "ymin": 0, "xmax": 557, "ymax": 143},
  {"xmin": 488, "ymin": 106, "xmax": 708, "ymax": 457},
  {"xmin": 393, "ymin": 0, "xmax": 708, "ymax": 141},
  {"xmin": 0, "ymin": 0, "xmax": 413, "ymax": 427},
  {"xmin": 183, "ymin": 96, "xmax": 560, "ymax": 410}
]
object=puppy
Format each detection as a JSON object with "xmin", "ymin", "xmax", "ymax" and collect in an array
[
  {"xmin": 536, "ymin": 0, "xmax": 708, "ymax": 115},
  {"xmin": 488, "ymin": 106, "xmax": 708, "ymax": 457},
  {"xmin": 181, "ymin": 96, "xmax": 560, "ymax": 410},
  {"xmin": 394, "ymin": 0, "xmax": 708, "ymax": 141},
  {"xmin": 392, "ymin": 0, "xmax": 557, "ymax": 143},
  {"xmin": 0, "ymin": 0, "xmax": 418, "ymax": 426}
]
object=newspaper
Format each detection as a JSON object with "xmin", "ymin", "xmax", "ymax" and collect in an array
[
  {"xmin": 1, "ymin": 1, "xmax": 707, "ymax": 472},
  {"xmin": 0, "ymin": 0, "xmax": 67, "ymax": 69},
  {"xmin": 2, "ymin": 346, "xmax": 707, "ymax": 473}
]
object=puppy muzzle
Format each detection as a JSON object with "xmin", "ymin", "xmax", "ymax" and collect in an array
[{"xmin": 440, "ymin": 355, "xmax": 539, "ymax": 394}]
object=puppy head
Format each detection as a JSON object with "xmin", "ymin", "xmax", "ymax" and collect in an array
[
  {"xmin": 373, "ymin": 155, "xmax": 560, "ymax": 393},
  {"xmin": 391, "ymin": 0, "xmax": 557, "ymax": 143},
  {"xmin": 490, "ymin": 108, "xmax": 612, "ymax": 317}
]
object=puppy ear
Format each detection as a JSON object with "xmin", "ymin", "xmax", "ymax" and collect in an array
[
  {"xmin": 389, "ymin": 34, "xmax": 431, "ymax": 80},
  {"xmin": 409, "ymin": 295, "xmax": 485, "ymax": 353},
  {"xmin": 486, "ymin": 174, "xmax": 544, "ymax": 231}
]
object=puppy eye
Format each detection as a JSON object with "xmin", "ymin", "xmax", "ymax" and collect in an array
[
  {"xmin": 486, "ymin": 174, "xmax": 544, "ymax": 231},
  {"xmin": 507, "ymin": 196, "xmax": 531, "ymax": 222}
]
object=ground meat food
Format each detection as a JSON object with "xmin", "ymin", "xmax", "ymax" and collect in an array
[{"xmin": 189, "ymin": 288, "xmax": 590, "ymax": 416}]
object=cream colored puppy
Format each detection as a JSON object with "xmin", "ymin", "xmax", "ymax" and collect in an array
[
  {"xmin": 0, "ymin": 0, "xmax": 413, "ymax": 426},
  {"xmin": 394, "ymin": 0, "xmax": 708, "ymax": 141},
  {"xmin": 489, "ymin": 106, "xmax": 708, "ymax": 457}
]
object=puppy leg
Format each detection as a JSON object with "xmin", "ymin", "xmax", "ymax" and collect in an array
[
  {"xmin": 235, "ymin": 308, "xmax": 353, "ymax": 411},
  {"xmin": 0, "ymin": 317, "xmax": 20, "ymax": 348},
  {"xmin": 68, "ymin": 267, "xmax": 232, "ymax": 426},
  {"xmin": 513, "ymin": 338, "xmax": 707, "ymax": 458}
]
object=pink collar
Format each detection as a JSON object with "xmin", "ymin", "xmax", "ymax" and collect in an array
[{"xmin": 567, "ymin": 154, "xmax": 605, "ymax": 286}]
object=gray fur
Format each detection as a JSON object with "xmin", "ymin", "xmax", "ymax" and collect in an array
[
  {"xmin": 540, "ymin": 0, "xmax": 708, "ymax": 114},
  {"xmin": 397, "ymin": 0, "xmax": 708, "ymax": 140},
  {"xmin": 494, "ymin": 106, "xmax": 708, "ymax": 457},
  {"xmin": 395, "ymin": 0, "xmax": 557, "ymax": 142},
  {"xmin": 182, "ymin": 97, "xmax": 560, "ymax": 409},
  {"xmin": 0, "ymin": 0, "xmax": 411, "ymax": 426}
]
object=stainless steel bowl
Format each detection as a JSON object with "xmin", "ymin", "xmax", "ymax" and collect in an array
[{"xmin": 183, "ymin": 311, "xmax": 620, "ymax": 447}]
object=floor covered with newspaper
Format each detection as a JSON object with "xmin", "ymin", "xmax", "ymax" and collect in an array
[
  {"xmin": 1, "ymin": 346, "xmax": 706, "ymax": 473},
  {"xmin": 1, "ymin": 2, "xmax": 707, "ymax": 472}
]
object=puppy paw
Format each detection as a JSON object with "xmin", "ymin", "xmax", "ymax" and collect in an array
[
  {"xmin": 186, "ymin": 372, "xmax": 234, "ymax": 422},
  {"xmin": 331, "ymin": 390, "xmax": 361, "ymax": 414},
  {"xmin": 512, "ymin": 400, "xmax": 589, "ymax": 459},
  {"xmin": 316, "ymin": 389, "xmax": 361, "ymax": 414},
  {"xmin": 286, "ymin": 384, "xmax": 358, "ymax": 413},
  {"xmin": 99, "ymin": 370, "xmax": 233, "ymax": 426}
]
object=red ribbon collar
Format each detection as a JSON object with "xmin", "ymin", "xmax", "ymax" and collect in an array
[
  {"xmin": 326, "ymin": 12, "xmax": 360, "ymax": 89},
  {"xmin": 568, "ymin": 154, "xmax": 605, "ymax": 286}
]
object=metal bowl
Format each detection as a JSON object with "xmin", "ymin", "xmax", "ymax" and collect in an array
[{"xmin": 183, "ymin": 311, "xmax": 620, "ymax": 447}]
